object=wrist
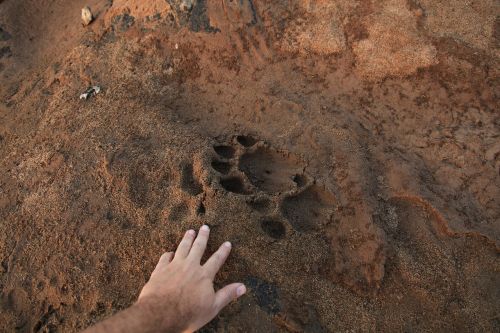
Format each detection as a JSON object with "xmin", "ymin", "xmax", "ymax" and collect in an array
[{"xmin": 134, "ymin": 297, "xmax": 186, "ymax": 333}]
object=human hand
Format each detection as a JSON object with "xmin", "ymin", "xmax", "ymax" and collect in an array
[{"xmin": 136, "ymin": 225, "xmax": 246, "ymax": 332}]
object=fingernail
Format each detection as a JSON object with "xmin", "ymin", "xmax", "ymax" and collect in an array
[
  {"xmin": 201, "ymin": 225, "xmax": 210, "ymax": 232},
  {"xmin": 187, "ymin": 229, "xmax": 195, "ymax": 236},
  {"xmin": 236, "ymin": 284, "xmax": 246, "ymax": 297},
  {"xmin": 223, "ymin": 241, "xmax": 231, "ymax": 248}
]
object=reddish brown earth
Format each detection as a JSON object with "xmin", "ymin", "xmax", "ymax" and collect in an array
[{"xmin": 0, "ymin": 0, "xmax": 499, "ymax": 332}]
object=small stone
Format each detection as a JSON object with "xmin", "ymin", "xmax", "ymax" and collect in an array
[
  {"xmin": 180, "ymin": 0, "xmax": 193, "ymax": 12},
  {"xmin": 82, "ymin": 6, "xmax": 93, "ymax": 26},
  {"xmin": 79, "ymin": 86, "xmax": 101, "ymax": 100}
]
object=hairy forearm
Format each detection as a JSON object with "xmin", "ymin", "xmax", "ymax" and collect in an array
[
  {"xmin": 82, "ymin": 226, "xmax": 245, "ymax": 333},
  {"xmin": 83, "ymin": 301, "xmax": 183, "ymax": 333}
]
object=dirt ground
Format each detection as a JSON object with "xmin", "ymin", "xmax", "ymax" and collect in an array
[{"xmin": 0, "ymin": 0, "xmax": 499, "ymax": 332}]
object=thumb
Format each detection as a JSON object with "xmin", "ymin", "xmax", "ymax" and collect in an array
[{"xmin": 214, "ymin": 283, "xmax": 246, "ymax": 313}]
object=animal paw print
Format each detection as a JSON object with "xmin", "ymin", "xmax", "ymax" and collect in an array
[
  {"xmin": 209, "ymin": 135, "xmax": 337, "ymax": 238},
  {"xmin": 164, "ymin": 161, "xmax": 206, "ymax": 223}
]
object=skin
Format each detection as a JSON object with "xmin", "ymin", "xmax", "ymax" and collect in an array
[{"xmin": 83, "ymin": 225, "xmax": 246, "ymax": 333}]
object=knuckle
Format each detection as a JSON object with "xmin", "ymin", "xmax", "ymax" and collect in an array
[
  {"xmin": 201, "ymin": 269, "xmax": 211, "ymax": 279},
  {"xmin": 212, "ymin": 252, "xmax": 222, "ymax": 262},
  {"xmin": 191, "ymin": 244, "xmax": 204, "ymax": 254}
]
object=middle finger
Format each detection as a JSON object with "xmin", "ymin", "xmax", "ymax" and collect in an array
[{"xmin": 189, "ymin": 225, "xmax": 210, "ymax": 262}]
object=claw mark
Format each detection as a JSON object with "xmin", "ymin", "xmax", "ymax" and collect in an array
[{"xmin": 181, "ymin": 163, "xmax": 203, "ymax": 196}]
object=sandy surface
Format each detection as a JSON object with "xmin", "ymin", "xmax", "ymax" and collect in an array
[{"xmin": 0, "ymin": 0, "xmax": 499, "ymax": 331}]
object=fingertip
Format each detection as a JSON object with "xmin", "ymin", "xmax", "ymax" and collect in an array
[
  {"xmin": 214, "ymin": 283, "xmax": 246, "ymax": 312},
  {"xmin": 236, "ymin": 284, "xmax": 246, "ymax": 297},
  {"xmin": 223, "ymin": 241, "xmax": 231, "ymax": 249},
  {"xmin": 200, "ymin": 224, "xmax": 210, "ymax": 232},
  {"xmin": 176, "ymin": 230, "xmax": 197, "ymax": 258}
]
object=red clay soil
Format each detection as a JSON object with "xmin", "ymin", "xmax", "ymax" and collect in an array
[{"xmin": 0, "ymin": 0, "xmax": 499, "ymax": 332}]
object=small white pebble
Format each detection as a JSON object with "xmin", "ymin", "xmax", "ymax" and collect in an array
[
  {"xmin": 82, "ymin": 6, "xmax": 93, "ymax": 26},
  {"xmin": 180, "ymin": 0, "xmax": 193, "ymax": 11}
]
